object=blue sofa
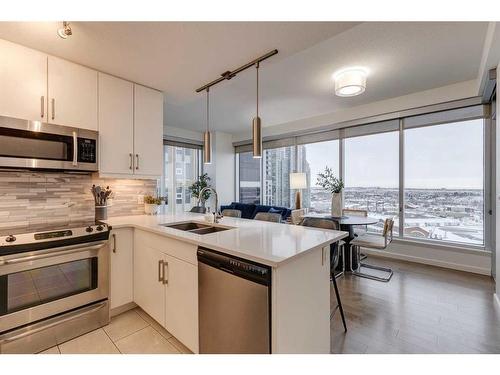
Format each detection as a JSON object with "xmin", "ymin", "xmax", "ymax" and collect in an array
[{"xmin": 220, "ymin": 202, "xmax": 292, "ymax": 221}]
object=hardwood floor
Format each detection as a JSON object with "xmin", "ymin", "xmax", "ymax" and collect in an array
[{"xmin": 330, "ymin": 256, "xmax": 500, "ymax": 354}]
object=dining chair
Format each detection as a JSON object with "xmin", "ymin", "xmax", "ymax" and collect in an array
[
  {"xmin": 189, "ymin": 206, "xmax": 207, "ymax": 214},
  {"xmin": 300, "ymin": 217, "xmax": 347, "ymax": 332},
  {"xmin": 290, "ymin": 208, "xmax": 307, "ymax": 225},
  {"xmin": 254, "ymin": 212, "xmax": 282, "ymax": 223},
  {"xmin": 342, "ymin": 208, "xmax": 368, "ymax": 260},
  {"xmin": 222, "ymin": 209, "xmax": 242, "ymax": 218},
  {"xmin": 349, "ymin": 218, "xmax": 394, "ymax": 282}
]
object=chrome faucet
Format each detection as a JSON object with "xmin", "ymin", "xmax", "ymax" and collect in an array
[{"xmin": 199, "ymin": 187, "xmax": 222, "ymax": 223}]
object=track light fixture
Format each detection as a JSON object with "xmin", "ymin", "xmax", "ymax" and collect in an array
[
  {"xmin": 252, "ymin": 62, "xmax": 262, "ymax": 158},
  {"xmin": 203, "ymin": 88, "xmax": 212, "ymax": 165},
  {"xmin": 57, "ymin": 21, "xmax": 72, "ymax": 39}
]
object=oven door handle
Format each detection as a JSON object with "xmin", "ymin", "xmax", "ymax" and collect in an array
[
  {"xmin": 0, "ymin": 301, "xmax": 108, "ymax": 345},
  {"xmin": 0, "ymin": 242, "xmax": 107, "ymax": 266}
]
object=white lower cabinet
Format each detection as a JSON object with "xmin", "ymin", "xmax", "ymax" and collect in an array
[
  {"xmin": 164, "ymin": 254, "xmax": 198, "ymax": 352},
  {"xmin": 133, "ymin": 242, "xmax": 166, "ymax": 326},
  {"xmin": 133, "ymin": 231, "xmax": 198, "ymax": 352},
  {"xmin": 109, "ymin": 228, "xmax": 134, "ymax": 310}
]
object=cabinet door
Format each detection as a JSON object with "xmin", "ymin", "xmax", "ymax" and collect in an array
[
  {"xmin": 110, "ymin": 228, "xmax": 134, "ymax": 309},
  {"xmin": 48, "ymin": 56, "xmax": 98, "ymax": 130},
  {"xmin": 98, "ymin": 73, "xmax": 134, "ymax": 175},
  {"xmin": 133, "ymin": 242, "xmax": 166, "ymax": 326},
  {"xmin": 164, "ymin": 254, "xmax": 198, "ymax": 352},
  {"xmin": 0, "ymin": 39, "xmax": 47, "ymax": 121},
  {"xmin": 133, "ymin": 84, "xmax": 163, "ymax": 177}
]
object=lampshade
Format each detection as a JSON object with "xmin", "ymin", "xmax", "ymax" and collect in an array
[
  {"xmin": 290, "ymin": 173, "xmax": 307, "ymax": 189},
  {"xmin": 334, "ymin": 69, "xmax": 367, "ymax": 97}
]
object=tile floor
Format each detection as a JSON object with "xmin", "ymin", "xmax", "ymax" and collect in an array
[{"xmin": 40, "ymin": 307, "xmax": 192, "ymax": 354}]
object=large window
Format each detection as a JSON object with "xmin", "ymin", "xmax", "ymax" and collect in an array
[
  {"xmin": 299, "ymin": 140, "xmax": 340, "ymax": 213},
  {"xmin": 235, "ymin": 104, "xmax": 487, "ymax": 249},
  {"xmin": 237, "ymin": 152, "xmax": 261, "ymax": 204},
  {"xmin": 164, "ymin": 144, "xmax": 202, "ymax": 214},
  {"xmin": 404, "ymin": 119, "xmax": 484, "ymax": 245},
  {"xmin": 344, "ymin": 132, "xmax": 399, "ymax": 234},
  {"xmin": 263, "ymin": 146, "xmax": 296, "ymax": 207}
]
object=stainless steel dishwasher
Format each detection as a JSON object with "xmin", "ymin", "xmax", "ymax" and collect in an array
[{"xmin": 197, "ymin": 247, "xmax": 271, "ymax": 354}]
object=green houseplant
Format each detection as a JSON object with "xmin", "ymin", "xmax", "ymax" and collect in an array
[
  {"xmin": 316, "ymin": 166, "xmax": 344, "ymax": 217},
  {"xmin": 144, "ymin": 195, "xmax": 165, "ymax": 215},
  {"xmin": 189, "ymin": 173, "xmax": 212, "ymax": 206}
]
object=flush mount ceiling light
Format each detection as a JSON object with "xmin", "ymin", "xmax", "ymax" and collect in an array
[
  {"xmin": 203, "ymin": 88, "xmax": 212, "ymax": 165},
  {"xmin": 333, "ymin": 68, "xmax": 367, "ymax": 97},
  {"xmin": 57, "ymin": 21, "xmax": 72, "ymax": 39}
]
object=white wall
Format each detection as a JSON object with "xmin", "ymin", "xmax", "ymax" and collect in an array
[
  {"xmin": 497, "ymin": 63, "xmax": 500, "ymax": 297},
  {"xmin": 204, "ymin": 131, "xmax": 235, "ymax": 207},
  {"xmin": 232, "ymin": 80, "xmax": 477, "ymax": 143},
  {"xmin": 164, "ymin": 125, "xmax": 203, "ymax": 142}
]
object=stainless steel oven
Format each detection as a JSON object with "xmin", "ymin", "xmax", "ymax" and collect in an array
[
  {"xmin": 0, "ymin": 115, "xmax": 98, "ymax": 172},
  {"xmin": 0, "ymin": 231, "xmax": 110, "ymax": 353}
]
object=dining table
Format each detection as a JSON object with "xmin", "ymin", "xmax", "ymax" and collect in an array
[{"xmin": 302, "ymin": 213, "xmax": 379, "ymax": 271}]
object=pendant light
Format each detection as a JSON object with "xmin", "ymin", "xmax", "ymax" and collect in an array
[
  {"xmin": 252, "ymin": 62, "xmax": 262, "ymax": 158},
  {"xmin": 203, "ymin": 88, "xmax": 212, "ymax": 164}
]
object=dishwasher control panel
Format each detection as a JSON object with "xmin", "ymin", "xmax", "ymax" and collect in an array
[{"xmin": 198, "ymin": 247, "xmax": 271, "ymax": 286}]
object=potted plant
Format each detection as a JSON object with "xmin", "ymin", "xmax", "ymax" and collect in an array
[
  {"xmin": 189, "ymin": 173, "xmax": 212, "ymax": 207},
  {"xmin": 144, "ymin": 195, "xmax": 164, "ymax": 215},
  {"xmin": 317, "ymin": 167, "xmax": 345, "ymax": 217}
]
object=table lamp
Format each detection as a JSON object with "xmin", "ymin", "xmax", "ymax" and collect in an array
[{"xmin": 290, "ymin": 172, "xmax": 307, "ymax": 209}]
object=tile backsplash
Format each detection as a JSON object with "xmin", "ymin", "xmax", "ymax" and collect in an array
[{"xmin": 0, "ymin": 170, "xmax": 158, "ymax": 229}]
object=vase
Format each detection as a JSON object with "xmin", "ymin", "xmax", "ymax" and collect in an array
[
  {"xmin": 144, "ymin": 203, "xmax": 159, "ymax": 215},
  {"xmin": 331, "ymin": 192, "xmax": 343, "ymax": 217}
]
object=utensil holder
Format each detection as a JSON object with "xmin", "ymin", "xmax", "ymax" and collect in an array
[{"xmin": 95, "ymin": 205, "xmax": 107, "ymax": 221}]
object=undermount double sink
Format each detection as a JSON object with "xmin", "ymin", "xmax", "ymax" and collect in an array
[{"xmin": 161, "ymin": 221, "xmax": 233, "ymax": 235}]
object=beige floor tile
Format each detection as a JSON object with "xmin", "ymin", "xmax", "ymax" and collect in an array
[
  {"xmin": 168, "ymin": 336, "xmax": 193, "ymax": 354},
  {"xmin": 134, "ymin": 307, "xmax": 173, "ymax": 339},
  {"xmin": 115, "ymin": 326, "xmax": 180, "ymax": 354},
  {"xmin": 39, "ymin": 346, "xmax": 60, "ymax": 354},
  {"xmin": 59, "ymin": 328, "xmax": 120, "ymax": 354},
  {"xmin": 104, "ymin": 309, "xmax": 149, "ymax": 342}
]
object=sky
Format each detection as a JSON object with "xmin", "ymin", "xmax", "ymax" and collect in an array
[{"xmin": 304, "ymin": 119, "xmax": 484, "ymax": 189}]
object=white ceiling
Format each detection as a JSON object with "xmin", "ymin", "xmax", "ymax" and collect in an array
[{"xmin": 0, "ymin": 21, "xmax": 488, "ymax": 134}]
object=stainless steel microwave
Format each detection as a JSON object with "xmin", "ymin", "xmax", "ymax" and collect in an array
[{"xmin": 0, "ymin": 115, "xmax": 98, "ymax": 172}]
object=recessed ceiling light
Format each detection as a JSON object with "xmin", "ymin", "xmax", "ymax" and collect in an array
[
  {"xmin": 57, "ymin": 21, "xmax": 72, "ymax": 39},
  {"xmin": 333, "ymin": 68, "xmax": 367, "ymax": 97}
]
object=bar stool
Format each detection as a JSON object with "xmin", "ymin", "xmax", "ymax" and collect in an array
[
  {"xmin": 254, "ymin": 212, "xmax": 282, "ymax": 223},
  {"xmin": 222, "ymin": 209, "xmax": 242, "ymax": 218},
  {"xmin": 300, "ymin": 217, "xmax": 347, "ymax": 332}
]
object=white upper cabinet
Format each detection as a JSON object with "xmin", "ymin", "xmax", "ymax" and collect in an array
[
  {"xmin": 98, "ymin": 73, "xmax": 134, "ymax": 175},
  {"xmin": 133, "ymin": 84, "xmax": 163, "ymax": 177},
  {"xmin": 0, "ymin": 39, "xmax": 47, "ymax": 122},
  {"xmin": 48, "ymin": 56, "xmax": 98, "ymax": 131}
]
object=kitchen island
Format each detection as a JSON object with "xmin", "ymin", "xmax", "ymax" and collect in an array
[{"xmin": 104, "ymin": 213, "xmax": 348, "ymax": 354}]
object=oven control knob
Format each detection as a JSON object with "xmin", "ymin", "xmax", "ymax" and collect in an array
[
  {"xmin": 5, "ymin": 235, "xmax": 16, "ymax": 243},
  {"xmin": 85, "ymin": 226, "xmax": 93, "ymax": 233},
  {"xmin": 96, "ymin": 225, "xmax": 103, "ymax": 231}
]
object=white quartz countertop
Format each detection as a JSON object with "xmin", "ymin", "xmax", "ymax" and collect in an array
[{"xmin": 103, "ymin": 213, "xmax": 348, "ymax": 267}]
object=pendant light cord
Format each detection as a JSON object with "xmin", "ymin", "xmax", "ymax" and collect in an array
[
  {"xmin": 206, "ymin": 87, "xmax": 210, "ymax": 132},
  {"xmin": 256, "ymin": 62, "xmax": 259, "ymax": 117}
]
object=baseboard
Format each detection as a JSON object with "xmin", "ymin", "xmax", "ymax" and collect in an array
[
  {"xmin": 110, "ymin": 302, "xmax": 137, "ymax": 317},
  {"xmin": 363, "ymin": 248, "xmax": 491, "ymax": 275}
]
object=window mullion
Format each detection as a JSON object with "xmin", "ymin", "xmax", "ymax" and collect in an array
[{"xmin": 399, "ymin": 119, "xmax": 405, "ymax": 238}]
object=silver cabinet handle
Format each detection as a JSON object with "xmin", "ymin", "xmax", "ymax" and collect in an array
[
  {"xmin": 163, "ymin": 261, "xmax": 168, "ymax": 285},
  {"xmin": 51, "ymin": 98, "xmax": 55, "ymax": 120},
  {"xmin": 112, "ymin": 233, "xmax": 116, "ymax": 253},
  {"xmin": 40, "ymin": 96, "xmax": 45, "ymax": 118},
  {"xmin": 129, "ymin": 153, "xmax": 133, "ymax": 170},
  {"xmin": 72, "ymin": 131, "xmax": 78, "ymax": 166},
  {"xmin": 135, "ymin": 154, "xmax": 139, "ymax": 170},
  {"xmin": 158, "ymin": 260, "xmax": 164, "ymax": 283}
]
